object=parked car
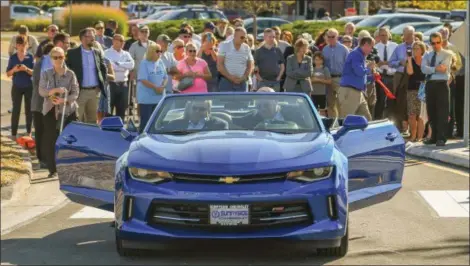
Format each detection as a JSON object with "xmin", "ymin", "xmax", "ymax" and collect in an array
[
  {"xmin": 143, "ymin": 5, "xmax": 178, "ymax": 18},
  {"xmin": 335, "ymin": 15, "xmax": 368, "ymax": 25},
  {"xmin": 128, "ymin": 10, "xmax": 173, "ymax": 27},
  {"xmin": 127, "ymin": 2, "xmax": 170, "ymax": 19},
  {"xmin": 222, "ymin": 9, "xmax": 251, "ymax": 22},
  {"xmin": 155, "ymin": 7, "xmax": 227, "ymax": 21},
  {"xmin": 10, "ymin": 4, "xmax": 49, "ymax": 20},
  {"xmin": 377, "ymin": 8, "xmax": 451, "ymax": 20},
  {"xmin": 450, "ymin": 9, "xmax": 467, "ymax": 21},
  {"xmin": 390, "ymin": 22, "xmax": 444, "ymax": 35},
  {"xmin": 356, "ymin": 13, "xmax": 440, "ymax": 29},
  {"xmin": 56, "ymin": 93, "xmax": 405, "ymax": 257},
  {"xmin": 243, "ymin": 17, "xmax": 292, "ymax": 37},
  {"xmin": 422, "ymin": 21, "xmax": 464, "ymax": 42}
]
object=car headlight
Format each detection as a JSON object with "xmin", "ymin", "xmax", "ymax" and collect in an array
[
  {"xmin": 287, "ymin": 166, "xmax": 333, "ymax": 182},
  {"xmin": 128, "ymin": 167, "xmax": 172, "ymax": 183}
]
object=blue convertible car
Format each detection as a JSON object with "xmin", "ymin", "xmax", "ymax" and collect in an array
[{"xmin": 56, "ymin": 93, "xmax": 405, "ymax": 257}]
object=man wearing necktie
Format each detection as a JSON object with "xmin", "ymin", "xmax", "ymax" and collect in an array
[
  {"xmin": 374, "ymin": 27, "xmax": 398, "ymax": 120},
  {"xmin": 388, "ymin": 26, "xmax": 415, "ymax": 132},
  {"xmin": 421, "ymin": 32, "xmax": 453, "ymax": 147}
]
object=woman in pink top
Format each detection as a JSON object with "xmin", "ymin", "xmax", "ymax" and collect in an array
[{"xmin": 175, "ymin": 43, "xmax": 212, "ymax": 94}]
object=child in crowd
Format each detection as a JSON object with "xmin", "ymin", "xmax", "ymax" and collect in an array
[{"xmin": 311, "ymin": 52, "xmax": 331, "ymax": 116}]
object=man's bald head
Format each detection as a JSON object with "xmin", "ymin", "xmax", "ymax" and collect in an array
[{"xmin": 257, "ymin": 87, "xmax": 275, "ymax": 92}]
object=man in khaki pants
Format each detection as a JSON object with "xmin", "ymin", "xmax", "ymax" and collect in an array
[
  {"xmin": 337, "ymin": 36, "xmax": 375, "ymax": 121},
  {"xmin": 322, "ymin": 28, "xmax": 350, "ymax": 118},
  {"xmin": 65, "ymin": 27, "xmax": 108, "ymax": 123}
]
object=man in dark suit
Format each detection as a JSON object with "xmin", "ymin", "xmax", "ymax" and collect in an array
[
  {"xmin": 165, "ymin": 100, "xmax": 229, "ymax": 131},
  {"xmin": 66, "ymin": 27, "xmax": 108, "ymax": 124}
]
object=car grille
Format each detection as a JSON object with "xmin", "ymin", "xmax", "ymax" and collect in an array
[
  {"xmin": 171, "ymin": 173, "xmax": 287, "ymax": 183},
  {"xmin": 148, "ymin": 201, "xmax": 313, "ymax": 231}
]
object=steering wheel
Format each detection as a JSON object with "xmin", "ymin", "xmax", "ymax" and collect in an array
[{"xmin": 254, "ymin": 120, "xmax": 299, "ymax": 130}]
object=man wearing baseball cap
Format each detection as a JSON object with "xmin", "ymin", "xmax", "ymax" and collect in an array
[{"xmin": 156, "ymin": 34, "xmax": 179, "ymax": 95}]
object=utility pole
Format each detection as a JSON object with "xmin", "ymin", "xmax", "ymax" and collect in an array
[
  {"xmin": 464, "ymin": 3, "xmax": 469, "ymax": 147},
  {"xmin": 68, "ymin": 0, "xmax": 72, "ymax": 34}
]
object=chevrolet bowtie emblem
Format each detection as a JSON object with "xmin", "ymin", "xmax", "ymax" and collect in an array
[{"xmin": 219, "ymin": 177, "xmax": 240, "ymax": 184}]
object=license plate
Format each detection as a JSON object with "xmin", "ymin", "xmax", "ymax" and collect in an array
[{"xmin": 209, "ymin": 204, "xmax": 249, "ymax": 226}]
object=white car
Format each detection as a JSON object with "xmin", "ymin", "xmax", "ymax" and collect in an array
[
  {"xmin": 10, "ymin": 4, "xmax": 49, "ymax": 20},
  {"xmin": 356, "ymin": 13, "xmax": 440, "ymax": 29}
]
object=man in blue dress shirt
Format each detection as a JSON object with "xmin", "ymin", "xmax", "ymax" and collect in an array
[{"xmin": 337, "ymin": 36, "xmax": 376, "ymax": 121}]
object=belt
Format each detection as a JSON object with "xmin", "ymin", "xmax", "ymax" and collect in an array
[
  {"xmin": 427, "ymin": 80, "xmax": 447, "ymax": 83},
  {"xmin": 331, "ymin": 74, "xmax": 341, "ymax": 78},
  {"xmin": 81, "ymin": 86, "xmax": 99, "ymax": 90},
  {"xmin": 110, "ymin": 81, "xmax": 127, "ymax": 85}
]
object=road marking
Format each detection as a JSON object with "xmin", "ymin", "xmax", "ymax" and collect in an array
[
  {"xmin": 418, "ymin": 190, "xmax": 469, "ymax": 218},
  {"xmin": 69, "ymin": 206, "xmax": 114, "ymax": 219},
  {"xmin": 406, "ymin": 157, "xmax": 468, "ymax": 177}
]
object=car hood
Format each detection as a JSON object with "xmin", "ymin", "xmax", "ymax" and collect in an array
[{"xmin": 127, "ymin": 131, "xmax": 334, "ymax": 174}]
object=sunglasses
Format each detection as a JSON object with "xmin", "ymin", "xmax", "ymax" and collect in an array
[
  {"xmin": 343, "ymin": 40, "xmax": 351, "ymax": 43},
  {"xmin": 431, "ymin": 41, "xmax": 441, "ymax": 45},
  {"xmin": 176, "ymin": 45, "xmax": 184, "ymax": 49},
  {"xmin": 183, "ymin": 35, "xmax": 191, "ymax": 38},
  {"xmin": 187, "ymin": 49, "xmax": 197, "ymax": 53},
  {"xmin": 327, "ymin": 35, "xmax": 336, "ymax": 38},
  {"xmin": 52, "ymin": 55, "xmax": 64, "ymax": 60},
  {"xmin": 240, "ymin": 36, "xmax": 246, "ymax": 39},
  {"xmin": 95, "ymin": 27, "xmax": 104, "ymax": 30},
  {"xmin": 155, "ymin": 50, "xmax": 162, "ymax": 54}
]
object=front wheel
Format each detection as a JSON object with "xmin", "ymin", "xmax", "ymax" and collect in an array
[{"xmin": 316, "ymin": 220, "xmax": 349, "ymax": 257}]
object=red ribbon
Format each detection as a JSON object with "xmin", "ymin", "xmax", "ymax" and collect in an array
[{"xmin": 374, "ymin": 73, "xmax": 396, "ymax": 100}]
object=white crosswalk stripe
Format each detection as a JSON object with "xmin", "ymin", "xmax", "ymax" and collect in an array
[
  {"xmin": 418, "ymin": 190, "xmax": 469, "ymax": 218},
  {"xmin": 69, "ymin": 206, "xmax": 114, "ymax": 219}
]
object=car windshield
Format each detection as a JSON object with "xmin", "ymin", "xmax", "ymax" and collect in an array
[
  {"xmin": 356, "ymin": 16, "xmax": 386, "ymax": 27},
  {"xmin": 148, "ymin": 94, "xmax": 321, "ymax": 135}
]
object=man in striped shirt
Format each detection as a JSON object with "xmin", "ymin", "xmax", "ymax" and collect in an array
[{"xmin": 217, "ymin": 27, "xmax": 254, "ymax": 92}]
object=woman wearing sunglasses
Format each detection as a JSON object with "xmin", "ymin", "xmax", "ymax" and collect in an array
[
  {"xmin": 38, "ymin": 47, "xmax": 79, "ymax": 179},
  {"xmin": 174, "ymin": 43, "xmax": 212, "ymax": 94},
  {"xmin": 136, "ymin": 43, "xmax": 167, "ymax": 133}
]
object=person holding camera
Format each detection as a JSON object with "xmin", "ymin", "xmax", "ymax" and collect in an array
[
  {"xmin": 405, "ymin": 41, "xmax": 426, "ymax": 142},
  {"xmin": 388, "ymin": 26, "xmax": 415, "ymax": 133},
  {"xmin": 38, "ymin": 47, "xmax": 79, "ymax": 178},
  {"xmin": 6, "ymin": 35, "xmax": 34, "ymax": 140}
]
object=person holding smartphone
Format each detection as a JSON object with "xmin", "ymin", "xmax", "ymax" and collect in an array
[{"xmin": 6, "ymin": 35, "xmax": 34, "ymax": 140}]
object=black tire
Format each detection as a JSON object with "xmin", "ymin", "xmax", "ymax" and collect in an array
[
  {"xmin": 316, "ymin": 220, "xmax": 349, "ymax": 257},
  {"xmin": 115, "ymin": 227, "xmax": 139, "ymax": 257}
]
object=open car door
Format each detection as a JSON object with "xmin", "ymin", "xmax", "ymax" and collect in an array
[
  {"xmin": 56, "ymin": 117, "xmax": 137, "ymax": 211},
  {"xmin": 332, "ymin": 116, "xmax": 406, "ymax": 211}
]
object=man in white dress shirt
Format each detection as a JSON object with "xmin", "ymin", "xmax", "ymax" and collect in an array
[
  {"xmin": 374, "ymin": 26, "xmax": 398, "ymax": 120},
  {"xmin": 104, "ymin": 34, "xmax": 135, "ymax": 120}
]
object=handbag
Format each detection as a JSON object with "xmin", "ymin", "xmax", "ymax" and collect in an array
[{"xmin": 176, "ymin": 60, "xmax": 195, "ymax": 91}]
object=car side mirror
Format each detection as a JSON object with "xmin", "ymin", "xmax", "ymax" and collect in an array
[
  {"xmin": 333, "ymin": 115, "xmax": 368, "ymax": 140},
  {"xmin": 100, "ymin": 116, "xmax": 124, "ymax": 131},
  {"xmin": 126, "ymin": 119, "xmax": 138, "ymax": 132}
]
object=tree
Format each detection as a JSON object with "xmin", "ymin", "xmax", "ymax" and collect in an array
[{"xmin": 218, "ymin": 0, "xmax": 295, "ymax": 36}]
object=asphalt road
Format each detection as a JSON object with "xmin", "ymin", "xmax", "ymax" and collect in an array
[{"xmin": 1, "ymin": 158, "xmax": 468, "ymax": 265}]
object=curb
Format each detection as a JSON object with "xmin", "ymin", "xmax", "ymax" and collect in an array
[
  {"xmin": 0, "ymin": 137, "xmax": 33, "ymax": 203},
  {"xmin": 405, "ymin": 142, "xmax": 470, "ymax": 169}
]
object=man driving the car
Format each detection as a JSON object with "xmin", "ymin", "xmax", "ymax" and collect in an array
[{"xmin": 165, "ymin": 99, "xmax": 228, "ymax": 130}]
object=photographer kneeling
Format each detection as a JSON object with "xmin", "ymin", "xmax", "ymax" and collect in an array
[{"xmin": 38, "ymin": 47, "xmax": 79, "ymax": 178}]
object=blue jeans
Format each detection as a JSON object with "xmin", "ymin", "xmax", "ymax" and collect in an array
[
  {"xmin": 218, "ymin": 77, "xmax": 248, "ymax": 92},
  {"xmin": 258, "ymin": 80, "xmax": 281, "ymax": 92},
  {"xmin": 138, "ymin": 104, "xmax": 157, "ymax": 133}
]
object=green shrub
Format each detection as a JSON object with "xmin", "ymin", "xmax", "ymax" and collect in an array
[
  {"xmin": 12, "ymin": 18, "xmax": 52, "ymax": 32},
  {"xmin": 146, "ymin": 19, "xmax": 219, "ymax": 40},
  {"xmin": 62, "ymin": 4, "xmax": 128, "ymax": 36},
  {"xmin": 281, "ymin": 20, "xmax": 402, "ymax": 44}
]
